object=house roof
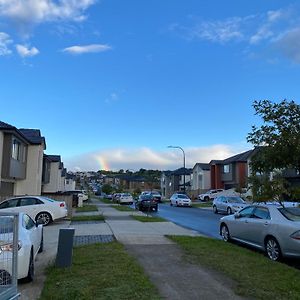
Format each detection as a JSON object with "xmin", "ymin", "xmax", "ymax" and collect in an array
[
  {"xmin": 193, "ymin": 163, "xmax": 210, "ymax": 171},
  {"xmin": 210, "ymin": 149, "xmax": 255, "ymax": 165},
  {"xmin": 45, "ymin": 155, "xmax": 61, "ymax": 163},
  {"xmin": 19, "ymin": 129, "xmax": 46, "ymax": 149},
  {"xmin": 0, "ymin": 121, "xmax": 16, "ymax": 130}
]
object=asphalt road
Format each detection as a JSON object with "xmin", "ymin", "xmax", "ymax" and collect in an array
[{"xmin": 153, "ymin": 203, "xmax": 224, "ymax": 239}]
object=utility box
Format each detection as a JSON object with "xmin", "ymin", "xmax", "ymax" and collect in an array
[{"xmin": 56, "ymin": 228, "xmax": 75, "ymax": 268}]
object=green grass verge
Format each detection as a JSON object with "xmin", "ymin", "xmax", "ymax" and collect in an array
[
  {"xmin": 71, "ymin": 215, "xmax": 104, "ymax": 222},
  {"xmin": 76, "ymin": 205, "xmax": 98, "ymax": 212},
  {"xmin": 131, "ymin": 215, "xmax": 168, "ymax": 222},
  {"xmin": 40, "ymin": 242, "xmax": 160, "ymax": 300},
  {"xmin": 169, "ymin": 236, "xmax": 300, "ymax": 300},
  {"xmin": 113, "ymin": 205, "xmax": 134, "ymax": 211},
  {"xmin": 98, "ymin": 197, "xmax": 112, "ymax": 204},
  {"xmin": 192, "ymin": 202, "xmax": 213, "ymax": 208}
]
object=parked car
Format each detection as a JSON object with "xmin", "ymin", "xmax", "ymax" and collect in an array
[
  {"xmin": 135, "ymin": 194, "xmax": 158, "ymax": 212},
  {"xmin": 213, "ymin": 196, "xmax": 248, "ymax": 215},
  {"xmin": 0, "ymin": 196, "xmax": 68, "ymax": 226},
  {"xmin": 219, "ymin": 204, "xmax": 300, "ymax": 261},
  {"xmin": 119, "ymin": 193, "xmax": 133, "ymax": 204},
  {"xmin": 64, "ymin": 190, "xmax": 88, "ymax": 202},
  {"xmin": 0, "ymin": 212, "xmax": 43, "ymax": 283},
  {"xmin": 170, "ymin": 193, "xmax": 192, "ymax": 207},
  {"xmin": 198, "ymin": 189, "xmax": 225, "ymax": 201}
]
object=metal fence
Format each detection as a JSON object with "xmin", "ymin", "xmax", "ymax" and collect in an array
[{"xmin": 0, "ymin": 212, "xmax": 20, "ymax": 300}]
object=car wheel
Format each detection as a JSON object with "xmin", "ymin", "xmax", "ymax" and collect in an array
[
  {"xmin": 204, "ymin": 196, "xmax": 210, "ymax": 202},
  {"xmin": 24, "ymin": 249, "xmax": 34, "ymax": 282},
  {"xmin": 36, "ymin": 212, "xmax": 52, "ymax": 226},
  {"xmin": 265, "ymin": 237, "xmax": 281, "ymax": 261},
  {"xmin": 227, "ymin": 207, "xmax": 232, "ymax": 215},
  {"xmin": 170, "ymin": 202, "xmax": 173, "ymax": 206},
  {"xmin": 176, "ymin": 201, "xmax": 178, "ymax": 207},
  {"xmin": 213, "ymin": 205, "xmax": 218, "ymax": 214},
  {"xmin": 38, "ymin": 229, "xmax": 44, "ymax": 253},
  {"xmin": 221, "ymin": 224, "xmax": 230, "ymax": 242}
]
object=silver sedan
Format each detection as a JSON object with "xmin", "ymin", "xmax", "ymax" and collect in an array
[
  {"xmin": 219, "ymin": 204, "xmax": 300, "ymax": 261},
  {"xmin": 213, "ymin": 196, "xmax": 248, "ymax": 215}
]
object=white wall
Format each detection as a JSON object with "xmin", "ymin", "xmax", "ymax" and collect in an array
[
  {"xmin": 14, "ymin": 144, "xmax": 44, "ymax": 196},
  {"xmin": 65, "ymin": 179, "xmax": 76, "ymax": 191},
  {"xmin": 42, "ymin": 162, "xmax": 61, "ymax": 193}
]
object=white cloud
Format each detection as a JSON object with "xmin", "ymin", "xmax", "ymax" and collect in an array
[
  {"xmin": 0, "ymin": 0, "xmax": 96, "ymax": 25},
  {"xmin": 16, "ymin": 44, "xmax": 39, "ymax": 57},
  {"xmin": 105, "ymin": 92, "xmax": 119, "ymax": 104},
  {"xmin": 62, "ymin": 44, "xmax": 111, "ymax": 54},
  {"xmin": 275, "ymin": 28, "xmax": 300, "ymax": 63},
  {"xmin": 0, "ymin": 31, "xmax": 12, "ymax": 55},
  {"xmin": 64, "ymin": 144, "xmax": 250, "ymax": 172}
]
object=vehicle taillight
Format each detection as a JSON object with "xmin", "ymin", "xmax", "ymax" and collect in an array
[
  {"xmin": 60, "ymin": 203, "xmax": 65, "ymax": 207},
  {"xmin": 290, "ymin": 230, "xmax": 300, "ymax": 240}
]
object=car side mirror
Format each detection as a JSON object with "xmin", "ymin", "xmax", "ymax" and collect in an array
[{"xmin": 234, "ymin": 212, "xmax": 240, "ymax": 219}]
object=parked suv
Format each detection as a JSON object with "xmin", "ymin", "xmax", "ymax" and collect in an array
[{"xmin": 198, "ymin": 189, "xmax": 225, "ymax": 201}]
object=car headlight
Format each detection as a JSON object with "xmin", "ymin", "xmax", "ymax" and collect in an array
[{"xmin": 0, "ymin": 241, "xmax": 22, "ymax": 253}]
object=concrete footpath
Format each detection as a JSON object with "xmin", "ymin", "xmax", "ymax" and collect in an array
[{"xmin": 19, "ymin": 199, "xmax": 243, "ymax": 300}]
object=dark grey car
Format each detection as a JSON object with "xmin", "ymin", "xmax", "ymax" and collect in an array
[{"xmin": 220, "ymin": 204, "xmax": 300, "ymax": 261}]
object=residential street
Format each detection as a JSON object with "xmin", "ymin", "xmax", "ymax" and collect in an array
[{"xmin": 153, "ymin": 203, "xmax": 222, "ymax": 239}]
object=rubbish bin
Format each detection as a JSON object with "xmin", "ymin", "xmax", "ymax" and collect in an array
[
  {"xmin": 78, "ymin": 195, "xmax": 83, "ymax": 207},
  {"xmin": 72, "ymin": 194, "xmax": 78, "ymax": 207}
]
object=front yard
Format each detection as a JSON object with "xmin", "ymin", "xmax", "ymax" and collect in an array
[{"xmin": 40, "ymin": 242, "xmax": 160, "ymax": 300}]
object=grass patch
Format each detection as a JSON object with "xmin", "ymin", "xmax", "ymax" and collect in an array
[
  {"xmin": 98, "ymin": 197, "xmax": 112, "ymax": 204},
  {"xmin": 76, "ymin": 205, "xmax": 98, "ymax": 212},
  {"xmin": 40, "ymin": 242, "xmax": 160, "ymax": 300},
  {"xmin": 192, "ymin": 201, "xmax": 213, "ymax": 208},
  {"xmin": 169, "ymin": 236, "xmax": 300, "ymax": 300},
  {"xmin": 131, "ymin": 215, "xmax": 168, "ymax": 222},
  {"xmin": 114, "ymin": 205, "xmax": 134, "ymax": 211},
  {"xmin": 71, "ymin": 215, "xmax": 104, "ymax": 222}
]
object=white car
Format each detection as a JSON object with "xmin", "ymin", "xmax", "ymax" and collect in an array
[
  {"xmin": 198, "ymin": 189, "xmax": 225, "ymax": 201},
  {"xmin": 0, "ymin": 196, "xmax": 68, "ymax": 226},
  {"xmin": 119, "ymin": 193, "xmax": 133, "ymax": 204},
  {"xmin": 0, "ymin": 212, "xmax": 43, "ymax": 283},
  {"xmin": 170, "ymin": 193, "xmax": 192, "ymax": 207}
]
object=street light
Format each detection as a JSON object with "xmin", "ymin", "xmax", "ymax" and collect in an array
[{"xmin": 167, "ymin": 145, "xmax": 186, "ymax": 193}]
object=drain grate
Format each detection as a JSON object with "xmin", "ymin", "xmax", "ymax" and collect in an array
[{"xmin": 73, "ymin": 235, "xmax": 115, "ymax": 246}]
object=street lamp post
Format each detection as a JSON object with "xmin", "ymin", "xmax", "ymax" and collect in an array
[{"xmin": 167, "ymin": 145, "xmax": 186, "ymax": 193}]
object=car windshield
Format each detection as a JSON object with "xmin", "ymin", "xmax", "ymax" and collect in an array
[
  {"xmin": 178, "ymin": 194, "xmax": 189, "ymax": 199},
  {"xmin": 0, "ymin": 217, "xmax": 13, "ymax": 233},
  {"xmin": 278, "ymin": 207, "xmax": 300, "ymax": 221},
  {"xmin": 227, "ymin": 197, "xmax": 244, "ymax": 203},
  {"xmin": 122, "ymin": 193, "xmax": 131, "ymax": 196}
]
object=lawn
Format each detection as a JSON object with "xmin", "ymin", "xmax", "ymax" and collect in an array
[
  {"xmin": 192, "ymin": 201, "xmax": 213, "ymax": 208},
  {"xmin": 131, "ymin": 215, "xmax": 168, "ymax": 222},
  {"xmin": 76, "ymin": 205, "xmax": 98, "ymax": 212},
  {"xmin": 98, "ymin": 197, "xmax": 112, "ymax": 204},
  {"xmin": 170, "ymin": 236, "xmax": 300, "ymax": 300},
  {"xmin": 71, "ymin": 215, "xmax": 105, "ymax": 222},
  {"xmin": 113, "ymin": 205, "xmax": 134, "ymax": 211},
  {"xmin": 40, "ymin": 242, "xmax": 160, "ymax": 300}
]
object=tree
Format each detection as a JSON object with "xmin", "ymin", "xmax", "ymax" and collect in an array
[
  {"xmin": 247, "ymin": 99, "xmax": 300, "ymax": 173},
  {"xmin": 102, "ymin": 184, "xmax": 113, "ymax": 195}
]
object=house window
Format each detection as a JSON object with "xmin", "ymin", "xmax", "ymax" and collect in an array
[
  {"xmin": 12, "ymin": 139, "xmax": 21, "ymax": 160},
  {"xmin": 223, "ymin": 165, "xmax": 230, "ymax": 173}
]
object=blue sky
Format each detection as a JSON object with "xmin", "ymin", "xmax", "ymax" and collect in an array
[{"xmin": 1, "ymin": 0, "xmax": 300, "ymax": 171}]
